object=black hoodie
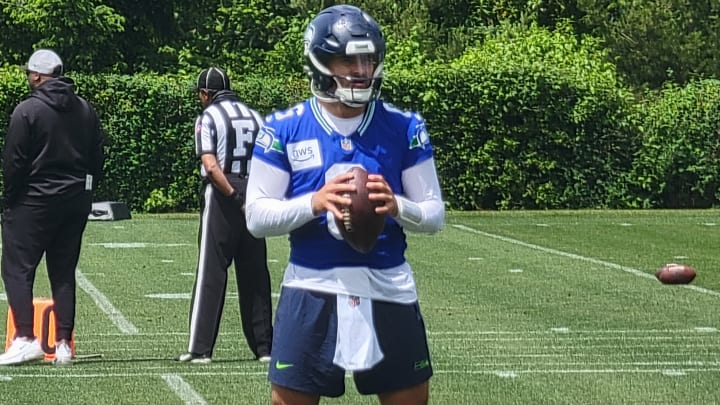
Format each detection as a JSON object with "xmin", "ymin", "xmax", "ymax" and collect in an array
[{"xmin": 2, "ymin": 77, "xmax": 105, "ymax": 207}]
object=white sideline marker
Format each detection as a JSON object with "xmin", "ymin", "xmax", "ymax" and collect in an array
[
  {"xmin": 495, "ymin": 371, "xmax": 518, "ymax": 378},
  {"xmin": 0, "ymin": 293, "xmax": 6, "ymax": 301},
  {"xmin": 146, "ymin": 293, "xmax": 190, "ymax": 299},
  {"xmin": 77, "ymin": 270, "xmax": 138, "ymax": 334},
  {"xmin": 145, "ymin": 292, "xmax": 282, "ymax": 300},
  {"xmin": 509, "ymin": 268, "xmax": 523, "ymax": 273},
  {"xmin": 161, "ymin": 374, "xmax": 208, "ymax": 405},
  {"xmin": 89, "ymin": 242, "xmax": 192, "ymax": 248},
  {"xmin": 453, "ymin": 224, "xmax": 720, "ymax": 298},
  {"xmin": 0, "ymin": 376, "xmax": 11, "ymax": 382}
]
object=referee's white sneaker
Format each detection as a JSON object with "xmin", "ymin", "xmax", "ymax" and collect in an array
[
  {"xmin": 53, "ymin": 340, "xmax": 73, "ymax": 366},
  {"xmin": 0, "ymin": 337, "xmax": 45, "ymax": 366},
  {"xmin": 177, "ymin": 352, "xmax": 212, "ymax": 364}
]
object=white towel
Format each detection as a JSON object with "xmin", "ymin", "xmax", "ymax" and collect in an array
[{"xmin": 333, "ymin": 294, "xmax": 384, "ymax": 371}]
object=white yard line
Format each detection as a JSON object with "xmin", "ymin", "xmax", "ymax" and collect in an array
[
  {"xmin": 429, "ymin": 328, "xmax": 718, "ymax": 335},
  {"xmin": 88, "ymin": 243, "xmax": 192, "ymax": 248},
  {"xmin": 77, "ymin": 270, "xmax": 139, "ymax": 334},
  {"xmin": 2, "ymin": 371, "xmax": 268, "ymax": 378},
  {"xmin": 2, "ymin": 368, "xmax": 720, "ymax": 380},
  {"xmin": 75, "ymin": 327, "xmax": 718, "ymax": 338},
  {"xmin": 436, "ymin": 368, "xmax": 720, "ymax": 375},
  {"xmin": 430, "ymin": 335, "xmax": 717, "ymax": 342},
  {"xmin": 452, "ymin": 224, "xmax": 720, "ymax": 298},
  {"xmin": 161, "ymin": 374, "xmax": 208, "ymax": 405}
]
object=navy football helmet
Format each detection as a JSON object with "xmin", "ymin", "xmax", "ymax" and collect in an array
[{"xmin": 303, "ymin": 5, "xmax": 385, "ymax": 107}]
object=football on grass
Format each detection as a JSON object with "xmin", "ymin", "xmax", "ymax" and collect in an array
[
  {"xmin": 335, "ymin": 167, "xmax": 385, "ymax": 254},
  {"xmin": 655, "ymin": 263, "xmax": 696, "ymax": 285}
]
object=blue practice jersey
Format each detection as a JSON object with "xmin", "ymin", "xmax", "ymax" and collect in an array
[{"xmin": 253, "ymin": 98, "xmax": 434, "ymax": 270}]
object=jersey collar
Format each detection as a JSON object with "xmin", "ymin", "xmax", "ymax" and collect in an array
[{"xmin": 310, "ymin": 97, "xmax": 376, "ymax": 137}]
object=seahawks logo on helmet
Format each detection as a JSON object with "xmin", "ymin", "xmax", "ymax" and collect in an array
[{"xmin": 303, "ymin": 25, "xmax": 314, "ymax": 57}]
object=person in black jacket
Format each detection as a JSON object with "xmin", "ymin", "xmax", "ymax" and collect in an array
[{"xmin": 0, "ymin": 49, "xmax": 105, "ymax": 366}]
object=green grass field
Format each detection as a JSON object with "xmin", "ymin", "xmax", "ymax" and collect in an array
[{"xmin": 1, "ymin": 210, "xmax": 719, "ymax": 404}]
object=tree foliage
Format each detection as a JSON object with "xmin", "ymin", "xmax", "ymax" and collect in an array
[
  {"xmin": 576, "ymin": 0, "xmax": 720, "ymax": 88},
  {"xmin": 1, "ymin": 0, "xmax": 719, "ymax": 90},
  {"xmin": 0, "ymin": 0, "xmax": 125, "ymax": 71}
]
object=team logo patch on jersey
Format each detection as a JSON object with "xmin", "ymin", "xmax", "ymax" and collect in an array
[
  {"xmin": 409, "ymin": 124, "xmax": 430, "ymax": 150},
  {"xmin": 195, "ymin": 122, "xmax": 202, "ymax": 136},
  {"xmin": 256, "ymin": 128, "xmax": 283, "ymax": 154},
  {"xmin": 287, "ymin": 139, "xmax": 321, "ymax": 171}
]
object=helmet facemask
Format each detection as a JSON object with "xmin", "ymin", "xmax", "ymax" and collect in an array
[{"xmin": 309, "ymin": 52, "xmax": 384, "ymax": 108}]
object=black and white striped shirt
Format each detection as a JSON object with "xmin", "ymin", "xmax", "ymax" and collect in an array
[{"xmin": 194, "ymin": 93, "xmax": 263, "ymax": 178}]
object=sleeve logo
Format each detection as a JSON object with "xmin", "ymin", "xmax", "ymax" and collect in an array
[
  {"xmin": 409, "ymin": 124, "xmax": 430, "ymax": 150},
  {"xmin": 256, "ymin": 127, "xmax": 284, "ymax": 154}
]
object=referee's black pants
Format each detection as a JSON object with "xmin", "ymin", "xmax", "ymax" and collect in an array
[
  {"xmin": 187, "ymin": 180, "xmax": 273, "ymax": 358},
  {"xmin": 1, "ymin": 192, "xmax": 92, "ymax": 342}
]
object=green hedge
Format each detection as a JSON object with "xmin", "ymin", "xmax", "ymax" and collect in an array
[
  {"xmin": 629, "ymin": 80, "xmax": 720, "ymax": 208},
  {"xmin": 0, "ymin": 69, "xmax": 308, "ymax": 212},
  {"xmin": 384, "ymin": 24, "xmax": 640, "ymax": 209},
  {"xmin": 1, "ymin": 24, "xmax": 718, "ymax": 211}
]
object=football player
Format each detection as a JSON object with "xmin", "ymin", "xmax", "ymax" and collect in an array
[{"xmin": 245, "ymin": 5, "xmax": 444, "ymax": 405}]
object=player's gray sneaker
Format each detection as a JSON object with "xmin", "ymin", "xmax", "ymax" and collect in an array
[
  {"xmin": 0, "ymin": 337, "xmax": 45, "ymax": 366},
  {"xmin": 53, "ymin": 340, "xmax": 73, "ymax": 366},
  {"xmin": 177, "ymin": 352, "xmax": 211, "ymax": 364}
]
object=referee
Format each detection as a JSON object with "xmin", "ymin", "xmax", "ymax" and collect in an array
[{"xmin": 178, "ymin": 67, "xmax": 273, "ymax": 364}]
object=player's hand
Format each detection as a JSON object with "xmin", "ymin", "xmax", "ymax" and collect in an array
[
  {"xmin": 311, "ymin": 171, "xmax": 355, "ymax": 219},
  {"xmin": 230, "ymin": 189, "xmax": 245, "ymax": 210},
  {"xmin": 367, "ymin": 174, "xmax": 398, "ymax": 217}
]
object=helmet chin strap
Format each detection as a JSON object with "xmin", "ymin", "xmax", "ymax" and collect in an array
[
  {"xmin": 310, "ymin": 79, "xmax": 375, "ymax": 108},
  {"xmin": 335, "ymin": 93, "xmax": 370, "ymax": 108}
]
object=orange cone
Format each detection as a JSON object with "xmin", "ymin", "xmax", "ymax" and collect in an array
[{"xmin": 5, "ymin": 298, "xmax": 75, "ymax": 361}]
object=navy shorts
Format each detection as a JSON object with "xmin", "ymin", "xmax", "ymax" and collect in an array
[{"xmin": 268, "ymin": 287, "xmax": 433, "ymax": 397}]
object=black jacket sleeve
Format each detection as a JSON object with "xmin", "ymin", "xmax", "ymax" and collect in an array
[
  {"xmin": 80, "ymin": 98, "xmax": 106, "ymax": 188},
  {"xmin": 2, "ymin": 106, "xmax": 31, "ymax": 207}
]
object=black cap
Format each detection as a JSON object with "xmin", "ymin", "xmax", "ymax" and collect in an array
[{"xmin": 196, "ymin": 67, "xmax": 230, "ymax": 91}]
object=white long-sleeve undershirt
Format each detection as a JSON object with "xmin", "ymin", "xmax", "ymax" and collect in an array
[{"xmin": 245, "ymin": 158, "xmax": 445, "ymax": 238}]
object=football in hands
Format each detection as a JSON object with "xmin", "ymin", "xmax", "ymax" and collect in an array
[
  {"xmin": 335, "ymin": 167, "xmax": 385, "ymax": 254},
  {"xmin": 655, "ymin": 263, "xmax": 696, "ymax": 285}
]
